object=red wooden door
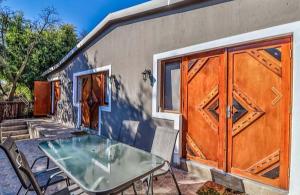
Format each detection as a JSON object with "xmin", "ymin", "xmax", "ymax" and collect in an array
[
  {"xmin": 34, "ymin": 81, "xmax": 51, "ymax": 116},
  {"xmin": 81, "ymin": 73, "xmax": 106, "ymax": 129},
  {"xmin": 183, "ymin": 49, "xmax": 227, "ymax": 170},
  {"xmin": 227, "ymin": 37, "xmax": 291, "ymax": 189}
]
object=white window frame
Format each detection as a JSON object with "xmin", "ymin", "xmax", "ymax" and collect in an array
[
  {"xmin": 153, "ymin": 21, "xmax": 300, "ymax": 194},
  {"xmin": 72, "ymin": 65, "xmax": 112, "ymax": 134}
]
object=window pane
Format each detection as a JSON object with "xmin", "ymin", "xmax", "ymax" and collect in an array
[{"xmin": 163, "ymin": 61, "xmax": 180, "ymax": 111}]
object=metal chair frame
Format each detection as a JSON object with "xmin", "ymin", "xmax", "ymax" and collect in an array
[{"xmin": 0, "ymin": 136, "xmax": 69, "ymax": 195}]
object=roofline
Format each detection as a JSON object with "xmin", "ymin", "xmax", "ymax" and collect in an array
[{"xmin": 42, "ymin": 0, "xmax": 200, "ymax": 76}]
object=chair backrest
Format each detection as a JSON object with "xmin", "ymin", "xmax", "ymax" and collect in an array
[
  {"xmin": 118, "ymin": 120, "xmax": 140, "ymax": 146},
  {"xmin": 0, "ymin": 137, "xmax": 43, "ymax": 195},
  {"xmin": 151, "ymin": 126, "xmax": 179, "ymax": 163}
]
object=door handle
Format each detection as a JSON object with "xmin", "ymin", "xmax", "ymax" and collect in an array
[{"xmin": 226, "ymin": 105, "xmax": 231, "ymax": 119}]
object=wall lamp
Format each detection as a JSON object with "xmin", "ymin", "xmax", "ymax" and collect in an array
[
  {"xmin": 142, "ymin": 69, "xmax": 152, "ymax": 82},
  {"xmin": 109, "ymin": 74, "xmax": 116, "ymax": 83}
]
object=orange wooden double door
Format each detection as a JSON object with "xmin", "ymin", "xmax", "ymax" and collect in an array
[
  {"xmin": 81, "ymin": 73, "xmax": 106, "ymax": 130},
  {"xmin": 182, "ymin": 37, "xmax": 292, "ymax": 189}
]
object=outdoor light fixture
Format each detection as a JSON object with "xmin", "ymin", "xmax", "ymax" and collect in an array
[
  {"xmin": 142, "ymin": 69, "xmax": 152, "ymax": 81},
  {"xmin": 109, "ymin": 74, "xmax": 116, "ymax": 83}
]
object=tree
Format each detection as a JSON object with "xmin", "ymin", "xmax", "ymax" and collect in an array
[
  {"xmin": 21, "ymin": 23, "xmax": 78, "ymax": 89},
  {"xmin": 0, "ymin": 6, "xmax": 78, "ymax": 100}
]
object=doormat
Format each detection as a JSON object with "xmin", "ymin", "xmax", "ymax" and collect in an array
[
  {"xmin": 71, "ymin": 131, "xmax": 89, "ymax": 136},
  {"xmin": 197, "ymin": 181, "xmax": 246, "ymax": 195}
]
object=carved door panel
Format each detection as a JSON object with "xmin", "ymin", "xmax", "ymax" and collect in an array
[
  {"xmin": 81, "ymin": 73, "xmax": 106, "ymax": 129},
  {"xmin": 81, "ymin": 75, "xmax": 92, "ymax": 128},
  {"xmin": 90, "ymin": 73, "xmax": 105, "ymax": 130},
  {"xmin": 53, "ymin": 81, "xmax": 61, "ymax": 114},
  {"xmin": 227, "ymin": 37, "xmax": 291, "ymax": 189},
  {"xmin": 183, "ymin": 49, "xmax": 227, "ymax": 169}
]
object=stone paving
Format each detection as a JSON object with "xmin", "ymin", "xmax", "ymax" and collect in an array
[{"xmin": 0, "ymin": 138, "xmax": 205, "ymax": 195}]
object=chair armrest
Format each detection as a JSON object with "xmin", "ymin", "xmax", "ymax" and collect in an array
[
  {"xmin": 43, "ymin": 171, "xmax": 68, "ymax": 192},
  {"xmin": 31, "ymin": 155, "xmax": 50, "ymax": 169}
]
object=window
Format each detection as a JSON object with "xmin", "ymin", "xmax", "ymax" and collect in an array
[{"xmin": 160, "ymin": 59, "xmax": 181, "ymax": 112}]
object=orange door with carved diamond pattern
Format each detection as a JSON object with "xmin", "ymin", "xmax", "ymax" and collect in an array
[
  {"xmin": 227, "ymin": 37, "xmax": 291, "ymax": 189},
  {"xmin": 183, "ymin": 49, "xmax": 227, "ymax": 170},
  {"xmin": 81, "ymin": 75, "xmax": 92, "ymax": 128},
  {"xmin": 182, "ymin": 37, "xmax": 291, "ymax": 189},
  {"xmin": 81, "ymin": 73, "xmax": 106, "ymax": 130}
]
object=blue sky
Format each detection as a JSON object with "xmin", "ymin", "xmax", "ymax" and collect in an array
[{"xmin": 2, "ymin": 0, "xmax": 149, "ymax": 34}]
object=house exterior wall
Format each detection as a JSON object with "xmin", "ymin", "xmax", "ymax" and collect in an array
[{"xmin": 47, "ymin": 0, "xmax": 300, "ymax": 183}]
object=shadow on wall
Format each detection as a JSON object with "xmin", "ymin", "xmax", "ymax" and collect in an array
[
  {"xmin": 52, "ymin": 53, "xmax": 173, "ymax": 152},
  {"xmin": 102, "ymin": 74, "xmax": 173, "ymax": 152},
  {"xmin": 55, "ymin": 54, "xmax": 93, "ymax": 126}
]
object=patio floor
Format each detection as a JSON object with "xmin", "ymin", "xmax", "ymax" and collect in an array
[{"xmin": 0, "ymin": 138, "xmax": 206, "ymax": 195}]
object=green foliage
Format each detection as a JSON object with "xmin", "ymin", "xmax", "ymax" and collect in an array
[
  {"xmin": 15, "ymin": 83, "xmax": 33, "ymax": 101},
  {"xmin": 21, "ymin": 24, "xmax": 78, "ymax": 89},
  {"xmin": 0, "ymin": 78, "xmax": 33, "ymax": 101},
  {"xmin": 0, "ymin": 6, "xmax": 78, "ymax": 100}
]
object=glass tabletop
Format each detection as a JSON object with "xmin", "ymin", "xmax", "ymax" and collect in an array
[{"xmin": 38, "ymin": 135, "xmax": 165, "ymax": 194}]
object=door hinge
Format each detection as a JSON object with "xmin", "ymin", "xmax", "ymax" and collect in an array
[{"xmin": 226, "ymin": 105, "xmax": 231, "ymax": 119}]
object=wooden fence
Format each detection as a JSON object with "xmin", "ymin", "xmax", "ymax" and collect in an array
[{"xmin": 0, "ymin": 101, "xmax": 33, "ymax": 122}]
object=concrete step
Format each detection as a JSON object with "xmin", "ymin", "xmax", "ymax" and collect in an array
[
  {"xmin": 2, "ymin": 134, "xmax": 30, "ymax": 142},
  {"xmin": 1, "ymin": 121, "xmax": 27, "ymax": 127},
  {"xmin": 0, "ymin": 124, "xmax": 28, "ymax": 132},
  {"xmin": 1, "ymin": 118, "xmax": 28, "ymax": 122},
  {"xmin": 2, "ymin": 129, "xmax": 29, "ymax": 137}
]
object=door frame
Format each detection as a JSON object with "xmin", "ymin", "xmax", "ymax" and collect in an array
[
  {"xmin": 48, "ymin": 77, "xmax": 61, "ymax": 115},
  {"xmin": 72, "ymin": 65, "xmax": 111, "ymax": 134},
  {"xmin": 152, "ymin": 21, "xmax": 300, "ymax": 193}
]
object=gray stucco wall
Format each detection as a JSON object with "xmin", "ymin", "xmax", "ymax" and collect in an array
[{"xmin": 48, "ymin": 0, "xmax": 300, "ymax": 151}]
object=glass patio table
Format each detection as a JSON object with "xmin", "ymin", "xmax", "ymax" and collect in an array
[{"xmin": 38, "ymin": 135, "xmax": 165, "ymax": 195}]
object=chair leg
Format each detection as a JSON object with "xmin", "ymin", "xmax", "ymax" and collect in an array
[
  {"xmin": 167, "ymin": 161, "xmax": 181, "ymax": 195},
  {"xmin": 151, "ymin": 174, "xmax": 154, "ymax": 195},
  {"xmin": 146, "ymin": 175, "xmax": 151, "ymax": 195},
  {"xmin": 132, "ymin": 183, "xmax": 137, "ymax": 195},
  {"xmin": 144, "ymin": 177, "xmax": 149, "ymax": 187},
  {"xmin": 46, "ymin": 157, "xmax": 50, "ymax": 169},
  {"xmin": 146, "ymin": 173, "xmax": 154, "ymax": 195},
  {"xmin": 66, "ymin": 177, "xmax": 71, "ymax": 186},
  {"xmin": 17, "ymin": 185, "xmax": 22, "ymax": 195}
]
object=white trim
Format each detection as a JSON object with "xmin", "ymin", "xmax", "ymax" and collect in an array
[
  {"xmin": 47, "ymin": 76, "xmax": 59, "ymax": 82},
  {"xmin": 152, "ymin": 21, "xmax": 300, "ymax": 194},
  {"xmin": 72, "ymin": 65, "xmax": 112, "ymax": 135}
]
